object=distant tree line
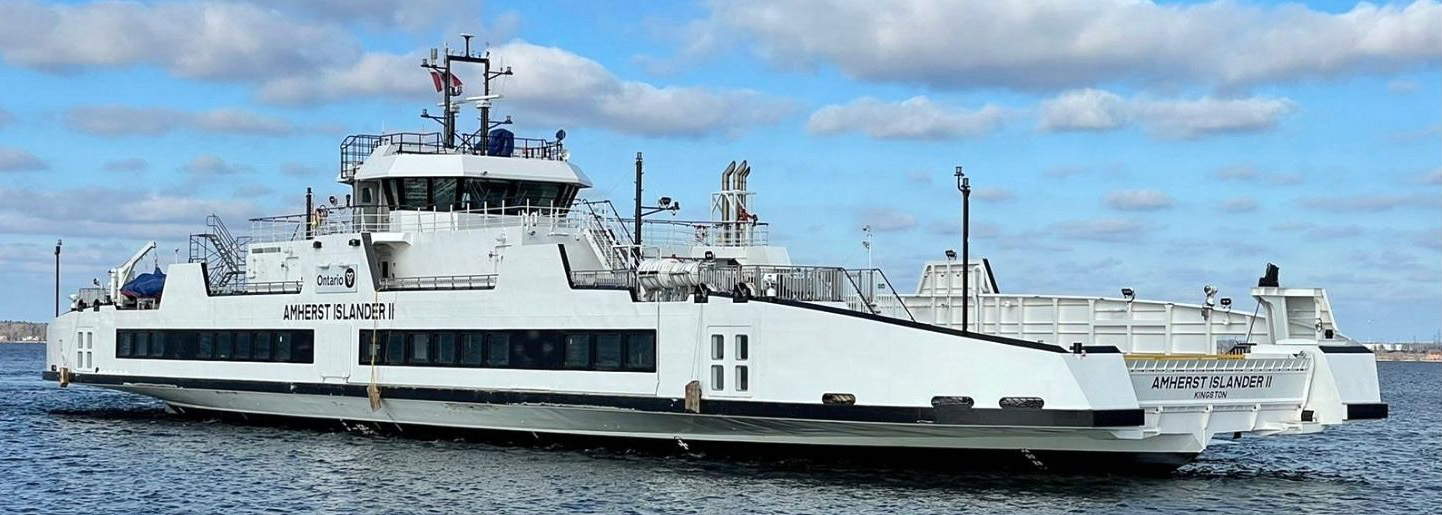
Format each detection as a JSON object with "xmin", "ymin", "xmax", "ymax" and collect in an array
[{"xmin": 0, "ymin": 320, "xmax": 46, "ymax": 342}]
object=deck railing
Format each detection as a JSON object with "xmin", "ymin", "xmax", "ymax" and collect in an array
[
  {"xmin": 211, "ymin": 281, "xmax": 303, "ymax": 296},
  {"xmin": 379, "ymin": 274, "xmax": 498, "ymax": 291},
  {"xmin": 340, "ymin": 132, "xmax": 564, "ymax": 181}
]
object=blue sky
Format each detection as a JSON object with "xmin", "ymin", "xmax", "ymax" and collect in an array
[{"xmin": 0, "ymin": 1, "xmax": 1437, "ymax": 341}]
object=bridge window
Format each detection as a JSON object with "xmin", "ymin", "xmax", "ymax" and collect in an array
[{"xmin": 380, "ymin": 177, "xmax": 579, "ymax": 212}]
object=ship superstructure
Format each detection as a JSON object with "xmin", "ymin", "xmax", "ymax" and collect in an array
[{"xmin": 44, "ymin": 38, "xmax": 1386, "ymax": 473}]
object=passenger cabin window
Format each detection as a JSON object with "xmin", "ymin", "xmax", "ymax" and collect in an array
[
  {"xmin": 359, "ymin": 329, "xmax": 656, "ymax": 373},
  {"xmin": 114, "ymin": 329, "xmax": 313, "ymax": 363}
]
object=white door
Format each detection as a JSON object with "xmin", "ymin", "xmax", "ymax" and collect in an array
[
  {"xmin": 703, "ymin": 325, "xmax": 752, "ymax": 398},
  {"xmin": 318, "ymin": 329, "xmax": 350, "ymax": 384}
]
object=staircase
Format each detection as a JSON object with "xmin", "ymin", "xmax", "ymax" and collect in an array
[
  {"xmin": 578, "ymin": 200, "xmax": 637, "ymax": 270},
  {"xmin": 189, "ymin": 214, "xmax": 250, "ymax": 291}
]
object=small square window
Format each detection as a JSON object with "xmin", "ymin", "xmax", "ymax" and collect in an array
[
  {"xmin": 736, "ymin": 365, "xmax": 749, "ymax": 391},
  {"xmin": 564, "ymin": 334, "xmax": 591, "ymax": 368},
  {"xmin": 461, "ymin": 333, "xmax": 485, "ymax": 366},
  {"xmin": 710, "ymin": 335, "xmax": 724, "ymax": 360},
  {"xmin": 625, "ymin": 333, "xmax": 656, "ymax": 372},
  {"xmin": 485, "ymin": 333, "xmax": 511, "ymax": 367},
  {"xmin": 274, "ymin": 333, "xmax": 294, "ymax": 362},
  {"xmin": 118, "ymin": 332, "xmax": 134, "ymax": 358},
  {"xmin": 710, "ymin": 364, "xmax": 724, "ymax": 390},
  {"xmin": 435, "ymin": 333, "xmax": 457, "ymax": 365},
  {"xmin": 198, "ymin": 332, "xmax": 215, "ymax": 360},
  {"xmin": 595, "ymin": 334, "xmax": 622, "ymax": 370},
  {"xmin": 385, "ymin": 332, "xmax": 406, "ymax": 365},
  {"xmin": 410, "ymin": 333, "xmax": 431, "ymax": 364},
  {"xmin": 735, "ymin": 335, "xmax": 748, "ymax": 361},
  {"xmin": 253, "ymin": 334, "xmax": 273, "ymax": 361}
]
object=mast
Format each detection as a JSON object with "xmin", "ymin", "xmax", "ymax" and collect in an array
[{"xmin": 421, "ymin": 34, "xmax": 512, "ymax": 153}]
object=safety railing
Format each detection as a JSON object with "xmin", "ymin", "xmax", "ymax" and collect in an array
[
  {"xmin": 570, "ymin": 269, "xmax": 637, "ymax": 290},
  {"xmin": 250, "ymin": 202, "xmax": 586, "ymax": 243},
  {"xmin": 379, "ymin": 274, "xmax": 498, "ymax": 291},
  {"xmin": 636, "ymin": 219, "xmax": 770, "ymax": 248},
  {"xmin": 340, "ymin": 132, "xmax": 565, "ymax": 181},
  {"xmin": 211, "ymin": 281, "xmax": 302, "ymax": 296}
]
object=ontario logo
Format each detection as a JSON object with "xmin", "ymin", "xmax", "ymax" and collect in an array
[{"xmin": 315, "ymin": 264, "xmax": 359, "ymax": 293}]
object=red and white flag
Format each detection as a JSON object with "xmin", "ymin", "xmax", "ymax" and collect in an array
[{"xmin": 428, "ymin": 69, "xmax": 463, "ymax": 95}]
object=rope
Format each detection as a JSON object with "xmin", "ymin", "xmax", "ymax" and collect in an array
[{"xmin": 366, "ymin": 288, "xmax": 382, "ymax": 411}]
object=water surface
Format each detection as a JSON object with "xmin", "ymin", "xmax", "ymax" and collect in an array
[{"xmin": 2, "ymin": 343, "xmax": 1436, "ymax": 513}]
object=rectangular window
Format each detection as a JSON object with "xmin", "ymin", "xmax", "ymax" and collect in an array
[
  {"xmin": 410, "ymin": 332, "xmax": 432, "ymax": 364},
  {"xmin": 216, "ymin": 331, "xmax": 233, "ymax": 359},
  {"xmin": 149, "ymin": 332, "xmax": 165, "ymax": 358},
  {"xmin": 736, "ymin": 335, "xmax": 748, "ymax": 361},
  {"xmin": 360, "ymin": 331, "xmax": 380, "ymax": 364},
  {"xmin": 354, "ymin": 329, "xmax": 656, "ymax": 371},
  {"xmin": 133, "ymin": 331, "xmax": 149, "ymax": 358},
  {"xmin": 435, "ymin": 333, "xmax": 457, "ymax": 365},
  {"xmin": 736, "ymin": 365, "xmax": 749, "ymax": 391},
  {"xmin": 274, "ymin": 332, "xmax": 293, "ymax": 362},
  {"xmin": 625, "ymin": 333, "xmax": 656, "ymax": 372},
  {"xmin": 710, "ymin": 365, "xmax": 724, "ymax": 390},
  {"xmin": 710, "ymin": 334, "xmax": 724, "ymax": 360},
  {"xmin": 594, "ymin": 334, "xmax": 622, "ymax": 370},
  {"xmin": 485, "ymin": 333, "xmax": 510, "ymax": 367},
  {"xmin": 253, "ymin": 333, "xmax": 273, "ymax": 361},
  {"xmin": 385, "ymin": 332, "xmax": 406, "ymax": 365},
  {"xmin": 564, "ymin": 334, "xmax": 591, "ymax": 368},
  {"xmin": 198, "ymin": 332, "xmax": 214, "ymax": 360},
  {"xmin": 118, "ymin": 331, "xmax": 134, "ymax": 358},
  {"xmin": 461, "ymin": 333, "xmax": 485, "ymax": 366},
  {"xmin": 293, "ymin": 331, "xmax": 313, "ymax": 363},
  {"xmin": 114, "ymin": 329, "xmax": 313, "ymax": 363},
  {"xmin": 236, "ymin": 331, "xmax": 258, "ymax": 361}
]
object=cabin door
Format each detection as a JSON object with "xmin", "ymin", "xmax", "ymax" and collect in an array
[
  {"xmin": 318, "ymin": 329, "xmax": 349, "ymax": 384},
  {"xmin": 702, "ymin": 325, "xmax": 752, "ymax": 398}
]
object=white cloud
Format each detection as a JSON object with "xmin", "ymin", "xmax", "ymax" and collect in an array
[
  {"xmin": 974, "ymin": 188, "xmax": 1014, "ymax": 202},
  {"xmin": 1039, "ymin": 89, "xmax": 1126, "ymax": 131},
  {"xmin": 259, "ymin": 41, "xmax": 795, "ymax": 137},
  {"xmin": 1221, "ymin": 196, "xmax": 1259, "ymax": 212},
  {"xmin": 65, "ymin": 106, "xmax": 296, "ymax": 136},
  {"xmin": 1052, "ymin": 218, "xmax": 1151, "ymax": 242},
  {"xmin": 245, "ymin": 0, "xmax": 489, "ymax": 33},
  {"xmin": 0, "ymin": 186, "xmax": 259, "ymax": 239},
  {"xmin": 705, "ymin": 0, "xmax": 1442, "ymax": 90},
  {"xmin": 0, "ymin": 1, "xmax": 358, "ymax": 81},
  {"xmin": 0, "ymin": 146, "xmax": 46, "ymax": 172},
  {"xmin": 808, "ymin": 96, "xmax": 1004, "ymax": 140},
  {"xmin": 859, "ymin": 208, "xmax": 918, "ymax": 232},
  {"xmin": 1040, "ymin": 89, "xmax": 1297, "ymax": 139},
  {"xmin": 102, "ymin": 158, "xmax": 148, "ymax": 173},
  {"xmin": 1298, "ymin": 192, "xmax": 1439, "ymax": 212},
  {"xmin": 1105, "ymin": 189, "xmax": 1173, "ymax": 211},
  {"xmin": 180, "ymin": 155, "xmax": 253, "ymax": 177}
]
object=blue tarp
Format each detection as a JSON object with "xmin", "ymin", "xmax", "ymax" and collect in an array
[
  {"xmin": 487, "ymin": 128, "xmax": 514, "ymax": 157},
  {"xmin": 121, "ymin": 267, "xmax": 166, "ymax": 298}
]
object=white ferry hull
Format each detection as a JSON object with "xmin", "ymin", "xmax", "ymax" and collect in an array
[{"xmin": 91, "ymin": 381, "xmax": 1202, "ymax": 471}]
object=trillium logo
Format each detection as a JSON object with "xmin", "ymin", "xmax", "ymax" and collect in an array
[{"xmin": 344, "ymin": 267, "xmax": 356, "ymax": 289}]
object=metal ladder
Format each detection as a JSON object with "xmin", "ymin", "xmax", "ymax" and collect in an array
[{"xmin": 188, "ymin": 214, "xmax": 250, "ymax": 291}]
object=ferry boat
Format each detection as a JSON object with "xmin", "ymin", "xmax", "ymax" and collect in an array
[{"xmin": 43, "ymin": 40, "xmax": 1387, "ymax": 473}]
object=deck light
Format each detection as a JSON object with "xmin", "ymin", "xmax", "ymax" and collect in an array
[
  {"xmin": 1121, "ymin": 288, "xmax": 1135, "ymax": 301},
  {"xmin": 944, "ymin": 249, "xmax": 957, "ymax": 260}
]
